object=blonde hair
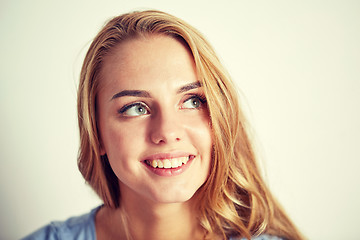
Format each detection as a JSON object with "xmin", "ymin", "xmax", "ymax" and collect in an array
[{"xmin": 77, "ymin": 10, "xmax": 304, "ymax": 239}]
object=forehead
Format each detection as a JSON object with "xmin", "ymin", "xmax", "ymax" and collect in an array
[{"xmin": 99, "ymin": 35, "xmax": 197, "ymax": 92}]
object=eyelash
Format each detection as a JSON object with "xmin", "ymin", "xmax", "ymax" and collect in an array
[
  {"xmin": 117, "ymin": 93, "xmax": 207, "ymax": 117},
  {"xmin": 182, "ymin": 94, "xmax": 207, "ymax": 109},
  {"xmin": 118, "ymin": 102, "xmax": 149, "ymax": 114}
]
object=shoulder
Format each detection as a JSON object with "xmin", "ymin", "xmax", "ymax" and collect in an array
[
  {"xmin": 230, "ymin": 234, "xmax": 285, "ymax": 240},
  {"xmin": 21, "ymin": 206, "xmax": 101, "ymax": 240}
]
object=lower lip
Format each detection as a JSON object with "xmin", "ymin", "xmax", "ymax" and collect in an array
[{"xmin": 143, "ymin": 157, "xmax": 194, "ymax": 177}]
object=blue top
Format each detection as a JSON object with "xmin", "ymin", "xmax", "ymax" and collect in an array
[{"xmin": 22, "ymin": 206, "xmax": 282, "ymax": 240}]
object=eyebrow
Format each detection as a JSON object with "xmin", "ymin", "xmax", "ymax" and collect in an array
[
  {"xmin": 111, "ymin": 90, "xmax": 151, "ymax": 100},
  {"xmin": 177, "ymin": 81, "xmax": 202, "ymax": 94},
  {"xmin": 111, "ymin": 81, "xmax": 202, "ymax": 100}
]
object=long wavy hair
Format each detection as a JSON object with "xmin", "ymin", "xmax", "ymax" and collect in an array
[{"xmin": 77, "ymin": 10, "xmax": 304, "ymax": 240}]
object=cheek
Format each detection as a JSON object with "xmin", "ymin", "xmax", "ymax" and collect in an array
[
  {"xmin": 188, "ymin": 109, "xmax": 211, "ymax": 133},
  {"xmin": 100, "ymin": 119, "xmax": 146, "ymax": 160},
  {"xmin": 100, "ymin": 121, "xmax": 149, "ymax": 183},
  {"xmin": 183, "ymin": 112, "xmax": 213, "ymax": 152}
]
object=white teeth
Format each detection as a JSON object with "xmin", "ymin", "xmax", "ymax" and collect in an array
[
  {"xmin": 181, "ymin": 156, "xmax": 189, "ymax": 164},
  {"xmin": 171, "ymin": 159, "xmax": 179, "ymax": 168},
  {"xmin": 157, "ymin": 160, "xmax": 164, "ymax": 168},
  {"xmin": 147, "ymin": 156, "xmax": 190, "ymax": 169},
  {"xmin": 163, "ymin": 159, "xmax": 171, "ymax": 169},
  {"xmin": 151, "ymin": 160, "xmax": 158, "ymax": 168},
  {"xmin": 177, "ymin": 158, "xmax": 182, "ymax": 167}
]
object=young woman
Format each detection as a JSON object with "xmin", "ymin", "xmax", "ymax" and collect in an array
[{"xmin": 23, "ymin": 10, "xmax": 304, "ymax": 240}]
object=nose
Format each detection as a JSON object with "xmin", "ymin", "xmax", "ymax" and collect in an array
[{"xmin": 149, "ymin": 109, "xmax": 183, "ymax": 145}]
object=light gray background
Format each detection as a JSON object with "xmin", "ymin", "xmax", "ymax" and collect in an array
[{"xmin": 1, "ymin": 0, "xmax": 359, "ymax": 239}]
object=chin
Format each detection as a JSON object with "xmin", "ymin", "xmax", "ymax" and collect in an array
[{"xmin": 148, "ymin": 188, "xmax": 198, "ymax": 204}]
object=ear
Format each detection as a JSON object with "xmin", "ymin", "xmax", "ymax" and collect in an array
[
  {"xmin": 98, "ymin": 136, "xmax": 106, "ymax": 156},
  {"xmin": 99, "ymin": 145, "xmax": 106, "ymax": 156}
]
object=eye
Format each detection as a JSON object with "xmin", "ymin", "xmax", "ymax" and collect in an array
[
  {"xmin": 181, "ymin": 95, "xmax": 206, "ymax": 109},
  {"xmin": 119, "ymin": 103, "xmax": 149, "ymax": 117}
]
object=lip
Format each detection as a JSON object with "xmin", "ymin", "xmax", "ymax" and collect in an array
[
  {"xmin": 142, "ymin": 152, "xmax": 193, "ymax": 161},
  {"xmin": 142, "ymin": 152, "xmax": 195, "ymax": 177}
]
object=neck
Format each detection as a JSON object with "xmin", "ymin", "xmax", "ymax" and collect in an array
[
  {"xmin": 97, "ymin": 195, "xmax": 205, "ymax": 240},
  {"xmin": 123, "ymin": 195, "xmax": 204, "ymax": 240}
]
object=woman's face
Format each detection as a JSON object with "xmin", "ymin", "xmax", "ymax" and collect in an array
[{"xmin": 97, "ymin": 35, "xmax": 212, "ymax": 204}]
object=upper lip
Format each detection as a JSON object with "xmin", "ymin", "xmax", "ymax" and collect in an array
[{"xmin": 142, "ymin": 152, "xmax": 194, "ymax": 161}]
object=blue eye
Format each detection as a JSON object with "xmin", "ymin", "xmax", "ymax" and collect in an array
[
  {"xmin": 119, "ymin": 103, "xmax": 149, "ymax": 116},
  {"xmin": 182, "ymin": 95, "xmax": 206, "ymax": 109}
]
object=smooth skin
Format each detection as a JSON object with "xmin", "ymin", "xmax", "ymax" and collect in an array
[{"xmin": 95, "ymin": 35, "xmax": 213, "ymax": 240}]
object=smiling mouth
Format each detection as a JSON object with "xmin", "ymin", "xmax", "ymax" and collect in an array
[{"xmin": 144, "ymin": 155, "xmax": 194, "ymax": 169}]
